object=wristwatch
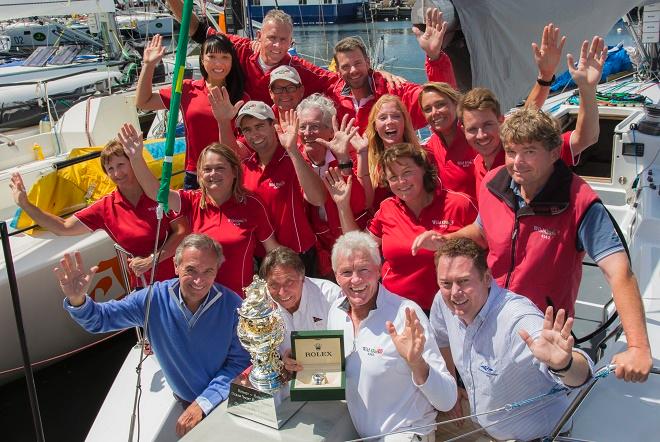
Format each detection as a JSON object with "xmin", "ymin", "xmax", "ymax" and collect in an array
[
  {"xmin": 536, "ymin": 74, "xmax": 556, "ymax": 87},
  {"xmin": 338, "ymin": 160, "xmax": 354, "ymax": 170}
]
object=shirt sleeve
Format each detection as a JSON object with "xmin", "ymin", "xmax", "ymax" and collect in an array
[
  {"xmin": 429, "ymin": 295, "xmax": 450, "ymax": 347},
  {"xmin": 290, "ymin": 56, "xmax": 341, "ymax": 98},
  {"xmin": 559, "ymin": 131, "xmax": 578, "ymax": 166},
  {"xmin": 366, "ymin": 207, "xmax": 384, "ymax": 238},
  {"xmin": 195, "ymin": 310, "xmax": 251, "ymax": 412},
  {"xmin": 63, "ymin": 290, "xmax": 147, "ymax": 333},
  {"xmin": 73, "ymin": 200, "xmax": 104, "ymax": 231},
  {"xmin": 158, "ymin": 85, "xmax": 173, "ymax": 109},
  {"xmin": 177, "ymin": 189, "xmax": 195, "ymax": 217},
  {"xmin": 425, "ymin": 53, "xmax": 457, "ymax": 87},
  {"xmin": 577, "ymin": 202, "xmax": 625, "ymax": 262},
  {"xmin": 410, "ymin": 303, "xmax": 457, "ymax": 412}
]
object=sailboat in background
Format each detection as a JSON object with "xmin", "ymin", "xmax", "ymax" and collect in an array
[{"xmin": 0, "ymin": 0, "xmax": 134, "ymax": 130}]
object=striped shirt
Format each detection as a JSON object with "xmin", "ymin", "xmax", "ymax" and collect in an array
[{"xmin": 430, "ymin": 282, "xmax": 593, "ymax": 441}]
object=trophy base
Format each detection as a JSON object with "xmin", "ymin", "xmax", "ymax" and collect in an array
[{"xmin": 227, "ymin": 375, "xmax": 306, "ymax": 429}]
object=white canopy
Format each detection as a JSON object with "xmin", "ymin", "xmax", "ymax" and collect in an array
[
  {"xmin": 451, "ymin": 0, "xmax": 645, "ymax": 110},
  {"xmin": 0, "ymin": 0, "xmax": 115, "ymax": 21}
]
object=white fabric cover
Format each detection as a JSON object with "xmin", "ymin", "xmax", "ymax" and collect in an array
[{"xmin": 452, "ymin": 0, "xmax": 644, "ymax": 109}]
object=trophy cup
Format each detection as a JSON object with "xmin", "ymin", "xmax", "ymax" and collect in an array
[{"xmin": 226, "ymin": 276, "xmax": 305, "ymax": 428}]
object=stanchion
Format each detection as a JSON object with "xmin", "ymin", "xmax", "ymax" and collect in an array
[{"xmin": 0, "ymin": 221, "xmax": 45, "ymax": 441}]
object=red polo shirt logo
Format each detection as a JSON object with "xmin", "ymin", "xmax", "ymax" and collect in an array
[
  {"xmin": 268, "ymin": 180, "xmax": 285, "ymax": 189},
  {"xmin": 533, "ymin": 225, "xmax": 559, "ymax": 240}
]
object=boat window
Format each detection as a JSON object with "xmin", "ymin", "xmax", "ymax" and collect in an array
[{"xmin": 558, "ymin": 113, "xmax": 625, "ymax": 183}]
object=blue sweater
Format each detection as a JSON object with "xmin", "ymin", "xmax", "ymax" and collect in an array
[{"xmin": 64, "ymin": 279, "xmax": 250, "ymax": 414}]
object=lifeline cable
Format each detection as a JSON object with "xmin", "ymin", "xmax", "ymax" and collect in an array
[
  {"xmin": 128, "ymin": 1, "xmax": 195, "ymax": 441},
  {"xmin": 346, "ymin": 365, "xmax": 626, "ymax": 442}
]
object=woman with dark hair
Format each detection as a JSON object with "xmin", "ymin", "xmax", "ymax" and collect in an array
[
  {"xmin": 324, "ymin": 143, "xmax": 476, "ymax": 312},
  {"xmin": 120, "ymin": 124, "xmax": 280, "ymax": 295},
  {"xmin": 135, "ymin": 33, "xmax": 247, "ymax": 190}
]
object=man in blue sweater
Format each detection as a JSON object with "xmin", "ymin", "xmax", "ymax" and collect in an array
[{"xmin": 57, "ymin": 233, "xmax": 251, "ymax": 436}]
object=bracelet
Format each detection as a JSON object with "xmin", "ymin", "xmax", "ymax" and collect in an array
[
  {"xmin": 536, "ymin": 74, "xmax": 556, "ymax": 87},
  {"xmin": 548, "ymin": 355, "xmax": 573, "ymax": 375}
]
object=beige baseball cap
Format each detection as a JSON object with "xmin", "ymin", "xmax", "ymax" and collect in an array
[
  {"xmin": 235, "ymin": 101, "xmax": 276, "ymax": 126},
  {"xmin": 269, "ymin": 65, "xmax": 302, "ymax": 86}
]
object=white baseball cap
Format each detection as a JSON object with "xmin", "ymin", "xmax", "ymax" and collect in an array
[
  {"xmin": 236, "ymin": 101, "xmax": 276, "ymax": 126},
  {"xmin": 269, "ymin": 65, "xmax": 302, "ymax": 86}
]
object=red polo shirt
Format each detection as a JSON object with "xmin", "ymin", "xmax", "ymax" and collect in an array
[
  {"xmin": 160, "ymin": 79, "xmax": 248, "ymax": 172},
  {"xmin": 424, "ymin": 126, "xmax": 477, "ymax": 200},
  {"xmin": 74, "ymin": 190, "xmax": 181, "ymax": 286},
  {"xmin": 159, "ymin": 79, "xmax": 218, "ymax": 173},
  {"xmin": 178, "ymin": 190, "xmax": 274, "ymax": 294},
  {"xmin": 213, "ymin": 32, "xmax": 338, "ymax": 106},
  {"xmin": 242, "ymin": 144, "xmax": 317, "ymax": 254},
  {"xmin": 368, "ymin": 189, "xmax": 477, "ymax": 310},
  {"xmin": 473, "ymin": 131, "xmax": 577, "ymax": 201}
]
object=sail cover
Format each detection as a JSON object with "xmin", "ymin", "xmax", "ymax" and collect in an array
[
  {"xmin": 0, "ymin": 0, "xmax": 114, "ymax": 21},
  {"xmin": 451, "ymin": 0, "xmax": 645, "ymax": 110}
]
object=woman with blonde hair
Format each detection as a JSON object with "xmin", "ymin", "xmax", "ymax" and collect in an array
[
  {"xmin": 120, "ymin": 124, "xmax": 279, "ymax": 295},
  {"xmin": 418, "ymin": 82, "xmax": 477, "ymax": 199},
  {"xmin": 363, "ymin": 95, "xmax": 422, "ymax": 208}
]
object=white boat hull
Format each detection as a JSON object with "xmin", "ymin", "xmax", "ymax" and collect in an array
[{"xmin": 0, "ymin": 229, "xmax": 128, "ymax": 385}]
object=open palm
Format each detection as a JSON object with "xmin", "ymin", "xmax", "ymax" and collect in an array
[
  {"xmin": 568, "ymin": 36, "xmax": 607, "ymax": 88},
  {"xmin": 387, "ymin": 307, "xmax": 426, "ymax": 366},
  {"xmin": 519, "ymin": 307, "xmax": 574, "ymax": 370}
]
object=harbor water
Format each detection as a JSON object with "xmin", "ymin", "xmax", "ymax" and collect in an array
[{"xmin": 0, "ymin": 19, "xmax": 635, "ymax": 442}]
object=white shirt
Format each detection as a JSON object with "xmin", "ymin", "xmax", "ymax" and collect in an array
[
  {"xmin": 328, "ymin": 284, "xmax": 457, "ymax": 438},
  {"xmin": 278, "ymin": 277, "xmax": 342, "ymax": 352},
  {"xmin": 430, "ymin": 281, "xmax": 593, "ymax": 441}
]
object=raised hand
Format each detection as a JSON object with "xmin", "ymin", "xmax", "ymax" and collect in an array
[
  {"xmin": 568, "ymin": 36, "xmax": 607, "ymax": 89},
  {"xmin": 208, "ymin": 86, "xmax": 244, "ymax": 122},
  {"xmin": 350, "ymin": 132, "xmax": 369, "ymax": 157},
  {"xmin": 117, "ymin": 123, "xmax": 144, "ymax": 159},
  {"xmin": 532, "ymin": 23, "xmax": 566, "ymax": 81},
  {"xmin": 387, "ymin": 307, "xmax": 427, "ymax": 370},
  {"xmin": 411, "ymin": 230, "xmax": 446, "ymax": 256},
  {"xmin": 412, "ymin": 8, "xmax": 448, "ymax": 61},
  {"xmin": 379, "ymin": 70, "xmax": 408, "ymax": 88},
  {"xmin": 53, "ymin": 251, "xmax": 98, "ymax": 306},
  {"xmin": 250, "ymin": 38, "xmax": 261, "ymax": 55},
  {"xmin": 315, "ymin": 114, "xmax": 359, "ymax": 160},
  {"xmin": 323, "ymin": 167, "xmax": 352, "ymax": 208},
  {"xmin": 9, "ymin": 172, "xmax": 29, "ymax": 207},
  {"xmin": 519, "ymin": 307, "xmax": 574, "ymax": 371},
  {"xmin": 143, "ymin": 34, "xmax": 165, "ymax": 66},
  {"xmin": 275, "ymin": 109, "xmax": 300, "ymax": 151}
]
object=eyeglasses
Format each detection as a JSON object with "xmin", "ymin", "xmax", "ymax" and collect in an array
[{"xmin": 270, "ymin": 84, "xmax": 300, "ymax": 94}]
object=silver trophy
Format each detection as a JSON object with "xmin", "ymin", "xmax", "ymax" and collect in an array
[
  {"xmin": 236, "ymin": 276, "xmax": 286, "ymax": 391},
  {"xmin": 227, "ymin": 276, "xmax": 305, "ymax": 428}
]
